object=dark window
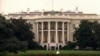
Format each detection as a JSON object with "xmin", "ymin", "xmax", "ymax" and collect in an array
[
  {"xmin": 43, "ymin": 22, "xmax": 48, "ymax": 30},
  {"xmin": 58, "ymin": 22, "xmax": 62, "ymax": 30}
]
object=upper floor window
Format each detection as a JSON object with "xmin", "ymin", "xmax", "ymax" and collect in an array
[
  {"xmin": 38, "ymin": 22, "xmax": 41, "ymax": 30},
  {"xmin": 43, "ymin": 22, "xmax": 48, "ymax": 30},
  {"xmin": 58, "ymin": 22, "xmax": 62, "ymax": 30},
  {"xmin": 64, "ymin": 22, "xmax": 67, "ymax": 30},
  {"xmin": 50, "ymin": 22, "xmax": 55, "ymax": 30}
]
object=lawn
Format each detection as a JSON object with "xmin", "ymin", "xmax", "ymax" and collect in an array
[
  {"xmin": 23, "ymin": 50, "xmax": 100, "ymax": 54},
  {"xmin": 1, "ymin": 50, "xmax": 100, "ymax": 56}
]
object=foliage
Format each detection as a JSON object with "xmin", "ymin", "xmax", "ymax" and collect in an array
[
  {"xmin": 2, "ymin": 38, "xmax": 27, "ymax": 53},
  {"xmin": 74, "ymin": 20, "xmax": 97, "ymax": 50},
  {"xmin": 63, "ymin": 41, "xmax": 76, "ymax": 50},
  {"xmin": 10, "ymin": 18, "xmax": 33, "ymax": 41},
  {"xmin": 0, "ymin": 15, "xmax": 43, "ymax": 52},
  {"xmin": 10, "ymin": 17, "xmax": 43, "ymax": 50},
  {"xmin": 93, "ymin": 21, "xmax": 100, "ymax": 49},
  {"xmin": 0, "ymin": 15, "xmax": 28, "ymax": 53}
]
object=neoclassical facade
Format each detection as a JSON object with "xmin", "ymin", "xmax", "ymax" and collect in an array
[{"xmin": 5, "ymin": 10, "xmax": 100, "ymax": 50}]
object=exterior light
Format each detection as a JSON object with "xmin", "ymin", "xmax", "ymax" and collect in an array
[{"xmin": 56, "ymin": 50, "xmax": 60, "ymax": 54}]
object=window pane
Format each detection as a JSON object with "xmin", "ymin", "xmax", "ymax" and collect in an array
[
  {"xmin": 43, "ymin": 22, "xmax": 48, "ymax": 30},
  {"xmin": 50, "ymin": 22, "xmax": 55, "ymax": 30},
  {"xmin": 58, "ymin": 22, "xmax": 62, "ymax": 30},
  {"xmin": 51, "ymin": 31, "xmax": 55, "ymax": 43},
  {"xmin": 43, "ymin": 31, "xmax": 48, "ymax": 43},
  {"xmin": 58, "ymin": 31, "xmax": 62, "ymax": 43},
  {"xmin": 38, "ymin": 22, "xmax": 41, "ymax": 30},
  {"xmin": 64, "ymin": 22, "xmax": 67, "ymax": 30},
  {"xmin": 38, "ymin": 31, "xmax": 41, "ymax": 43}
]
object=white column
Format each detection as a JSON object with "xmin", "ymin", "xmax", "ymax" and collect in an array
[
  {"xmin": 48, "ymin": 22, "xmax": 50, "ymax": 43},
  {"xmin": 37, "ymin": 22, "xmax": 39, "ymax": 42},
  {"xmin": 55, "ymin": 21, "xmax": 58, "ymax": 43},
  {"xmin": 67, "ymin": 22, "xmax": 70, "ymax": 41},
  {"xmin": 41, "ymin": 22, "xmax": 44, "ymax": 43},
  {"xmin": 62, "ymin": 22, "xmax": 65, "ymax": 43}
]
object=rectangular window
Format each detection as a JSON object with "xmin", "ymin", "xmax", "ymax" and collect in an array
[
  {"xmin": 58, "ymin": 31, "xmax": 62, "ymax": 43},
  {"xmin": 38, "ymin": 22, "xmax": 41, "ymax": 30},
  {"xmin": 50, "ymin": 22, "xmax": 55, "ymax": 30},
  {"xmin": 64, "ymin": 32, "xmax": 67, "ymax": 43},
  {"xmin": 43, "ymin": 22, "xmax": 48, "ymax": 30},
  {"xmin": 64, "ymin": 22, "xmax": 67, "ymax": 30},
  {"xmin": 51, "ymin": 31, "xmax": 55, "ymax": 43},
  {"xmin": 43, "ymin": 31, "xmax": 48, "ymax": 43},
  {"xmin": 58, "ymin": 22, "xmax": 62, "ymax": 30},
  {"xmin": 38, "ymin": 31, "xmax": 41, "ymax": 43}
]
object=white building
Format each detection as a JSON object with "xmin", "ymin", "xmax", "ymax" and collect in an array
[{"xmin": 5, "ymin": 10, "xmax": 100, "ymax": 50}]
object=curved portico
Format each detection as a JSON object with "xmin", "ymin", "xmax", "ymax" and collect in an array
[{"xmin": 35, "ymin": 19, "xmax": 71, "ymax": 50}]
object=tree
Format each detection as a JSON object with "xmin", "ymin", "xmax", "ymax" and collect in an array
[
  {"xmin": 93, "ymin": 21, "xmax": 100, "ymax": 49},
  {"xmin": 74, "ymin": 20, "xmax": 97, "ymax": 50},
  {"xmin": 0, "ymin": 15, "xmax": 27, "ymax": 53},
  {"xmin": 62, "ymin": 41, "xmax": 76, "ymax": 50},
  {"xmin": 10, "ymin": 17, "xmax": 43, "ymax": 49},
  {"xmin": 3, "ymin": 38, "xmax": 27, "ymax": 53}
]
